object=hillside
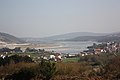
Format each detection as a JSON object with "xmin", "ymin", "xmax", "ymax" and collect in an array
[
  {"xmin": 65, "ymin": 36, "xmax": 101, "ymax": 41},
  {"xmin": 0, "ymin": 32, "xmax": 26, "ymax": 44},
  {"xmin": 22, "ymin": 32, "xmax": 120, "ymax": 43},
  {"xmin": 22, "ymin": 32, "xmax": 108, "ymax": 43},
  {"xmin": 42, "ymin": 32, "xmax": 107, "ymax": 40},
  {"xmin": 98, "ymin": 32, "xmax": 120, "ymax": 42},
  {"xmin": 65, "ymin": 32, "xmax": 120, "ymax": 42}
]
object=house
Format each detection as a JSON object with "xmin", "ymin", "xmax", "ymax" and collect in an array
[
  {"xmin": 49, "ymin": 54, "xmax": 62, "ymax": 61},
  {"xmin": 81, "ymin": 54, "xmax": 85, "ymax": 56},
  {"xmin": 94, "ymin": 48, "xmax": 103, "ymax": 54},
  {"xmin": 50, "ymin": 55, "xmax": 55, "ymax": 59},
  {"xmin": 66, "ymin": 54, "xmax": 77, "ymax": 58},
  {"xmin": 80, "ymin": 52, "xmax": 86, "ymax": 56},
  {"xmin": 0, "ymin": 54, "xmax": 6, "ymax": 59}
]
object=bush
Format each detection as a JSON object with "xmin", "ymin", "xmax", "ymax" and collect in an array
[
  {"xmin": 5, "ymin": 67, "xmax": 35, "ymax": 80},
  {"xmin": 0, "ymin": 55, "xmax": 33, "ymax": 66},
  {"xmin": 38, "ymin": 59, "xmax": 56, "ymax": 80}
]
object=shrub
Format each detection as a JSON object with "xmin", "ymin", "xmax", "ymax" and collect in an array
[
  {"xmin": 5, "ymin": 67, "xmax": 35, "ymax": 80},
  {"xmin": 38, "ymin": 59, "xmax": 56, "ymax": 80}
]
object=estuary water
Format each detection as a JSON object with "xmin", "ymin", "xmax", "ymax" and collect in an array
[{"xmin": 45, "ymin": 41, "xmax": 99, "ymax": 54}]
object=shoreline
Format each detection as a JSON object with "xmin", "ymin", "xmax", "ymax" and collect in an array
[{"xmin": 0, "ymin": 41, "xmax": 98, "ymax": 54}]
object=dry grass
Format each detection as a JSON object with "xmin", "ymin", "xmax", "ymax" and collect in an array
[
  {"xmin": 0, "ymin": 62, "xmax": 92, "ymax": 80},
  {"xmin": 54, "ymin": 62, "xmax": 93, "ymax": 80},
  {"xmin": 56, "ymin": 62, "xmax": 81, "ymax": 76}
]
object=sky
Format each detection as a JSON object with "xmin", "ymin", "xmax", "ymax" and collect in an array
[{"xmin": 0, "ymin": 0, "xmax": 120, "ymax": 38}]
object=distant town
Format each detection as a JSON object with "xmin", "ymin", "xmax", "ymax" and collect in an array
[{"xmin": 0, "ymin": 41, "xmax": 120, "ymax": 63}]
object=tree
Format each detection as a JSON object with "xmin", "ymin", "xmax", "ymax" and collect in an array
[
  {"xmin": 0, "ymin": 47, "xmax": 11, "ymax": 53},
  {"xmin": 13, "ymin": 47, "xmax": 22, "ymax": 53},
  {"xmin": 23, "ymin": 55, "xmax": 33, "ymax": 62},
  {"xmin": 0, "ymin": 57, "xmax": 4, "ymax": 66},
  {"xmin": 38, "ymin": 59, "xmax": 56, "ymax": 80},
  {"xmin": 0, "ymin": 55, "xmax": 33, "ymax": 66}
]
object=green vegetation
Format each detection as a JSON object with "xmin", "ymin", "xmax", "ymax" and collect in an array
[
  {"xmin": 63, "ymin": 57, "xmax": 80, "ymax": 62},
  {"xmin": 0, "ymin": 54, "xmax": 33, "ymax": 66},
  {"xmin": 38, "ymin": 59, "xmax": 56, "ymax": 80}
]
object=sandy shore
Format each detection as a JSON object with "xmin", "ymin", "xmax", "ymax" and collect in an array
[{"xmin": 0, "ymin": 43, "xmax": 61, "ymax": 50}]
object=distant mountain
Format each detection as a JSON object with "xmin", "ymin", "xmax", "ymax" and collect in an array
[
  {"xmin": 22, "ymin": 32, "xmax": 108, "ymax": 43},
  {"xmin": 106, "ymin": 32, "xmax": 120, "ymax": 37},
  {"xmin": 97, "ymin": 32, "xmax": 120, "ymax": 42},
  {"xmin": 65, "ymin": 32, "xmax": 120, "ymax": 42},
  {"xmin": 0, "ymin": 32, "xmax": 26, "ymax": 44},
  {"xmin": 65, "ymin": 36, "xmax": 101, "ymax": 41},
  {"xmin": 42, "ymin": 32, "xmax": 108, "ymax": 40}
]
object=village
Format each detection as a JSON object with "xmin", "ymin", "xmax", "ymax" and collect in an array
[
  {"xmin": 81, "ymin": 41, "xmax": 120, "ymax": 56},
  {"xmin": 0, "ymin": 41, "xmax": 120, "ymax": 62}
]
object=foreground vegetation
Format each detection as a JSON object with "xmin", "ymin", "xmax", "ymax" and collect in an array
[{"xmin": 0, "ymin": 53, "xmax": 120, "ymax": 80}]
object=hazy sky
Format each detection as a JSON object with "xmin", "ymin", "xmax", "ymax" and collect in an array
[{"xmin": 0, "ymin": 0, "xmax": 120, "ymax": 37}]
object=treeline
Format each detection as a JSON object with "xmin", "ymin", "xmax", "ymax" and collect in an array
[
  {"xmin": 0, "ymin": 55, "xmax": 33, "ymax": 66},
  {"xmin": 0, "ymin": 47, "xmax": 45, "ymax": 53},
  {"xmin": 0, "ymin": 47, "xmax": 22, "ymax": 53}
]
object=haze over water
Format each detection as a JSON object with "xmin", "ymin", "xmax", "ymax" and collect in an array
[{"xmin": 41, "ymin": 41, "xmax": 99, "ymax": 54}]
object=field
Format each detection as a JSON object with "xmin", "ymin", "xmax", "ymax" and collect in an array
[{"xmin": 63, "ymin": 57, "xmax": 80, "ymax": 62}]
